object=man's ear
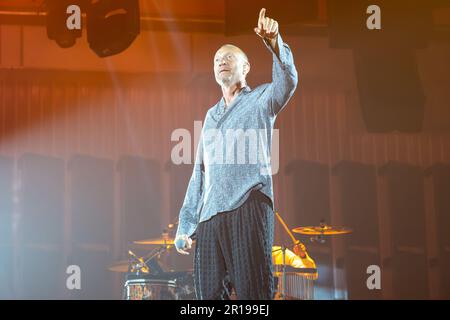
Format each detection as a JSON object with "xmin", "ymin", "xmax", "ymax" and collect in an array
[{"xmin": 243, "ymin": 61, "xmax": 250, "ymax": 76}]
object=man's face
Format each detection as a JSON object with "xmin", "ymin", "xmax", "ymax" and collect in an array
[{"xmin": 214, "ymin": 45, "xmax": 249, "ymax": 87}]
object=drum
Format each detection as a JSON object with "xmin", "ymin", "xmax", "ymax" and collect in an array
[
  {"xmin": 274, "ymin": 266, "xmax": 317, "ymax": 300},
  {"xmin": 125, "ymin": 278, "xmax": 178, "ymax": 300},
  {"xmin": 124, "ymin": 272, "xmax": 195, "ymax": 300}
]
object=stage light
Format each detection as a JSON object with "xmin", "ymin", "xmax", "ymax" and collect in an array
[
  {"xmin": 45, "ymin": 0, "xmax": 83, "ymax": 48},
  {"xmin": 87, "ymin": 0, "xmax": 140, "ymax": 58}
]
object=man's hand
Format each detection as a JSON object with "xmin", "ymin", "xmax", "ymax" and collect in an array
[
  {"xmin": 175, "ymin": 234, "xmax": 193, "ymax": 255},
  {"xmin": 293, "ymin": 241, "xmax": 307, "ymax": 259},
  {"xmin": 254, "ymin": 8, "xmax": 279, "ymax": 48}
]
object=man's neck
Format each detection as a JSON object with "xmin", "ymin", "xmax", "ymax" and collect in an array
[{"xmin": 221, "ymin": 81, "xmax": 246, "ymax": 107}]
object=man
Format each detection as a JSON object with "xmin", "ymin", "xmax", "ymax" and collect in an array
[{"xmin": 174, "ymin": 8, "xmax": 298, "ymax": 300}]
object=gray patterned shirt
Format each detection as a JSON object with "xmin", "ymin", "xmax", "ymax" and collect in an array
[{"xmin": 176, "ymin": 33, "xmax": 298, "ymax": 238}]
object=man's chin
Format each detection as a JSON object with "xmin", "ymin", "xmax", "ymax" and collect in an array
[{"xmin": 216, "ymin": 79, "xmax": 231, "ymax": 87}]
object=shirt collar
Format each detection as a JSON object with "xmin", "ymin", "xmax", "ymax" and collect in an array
[{"xmin": 217, "ymin": 85, "xmax": 252, "ymax": 110}]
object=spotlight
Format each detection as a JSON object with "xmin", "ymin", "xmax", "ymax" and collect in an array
[
  {"xmin": 87, "ymin": 0, "xmax": 140, "ymax": 58},
  {"xmin": 45, "ymin": 0, "xmax": 83, "ymax": 48}
]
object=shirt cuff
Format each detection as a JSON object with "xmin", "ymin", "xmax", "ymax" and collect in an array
[
  {"xmin": 263, "ymin": 33, "xmax": 288, "ymax": 66},
  {"xmin": 176, "ymin": 221, "xmax": 196, "ymax": 239}
]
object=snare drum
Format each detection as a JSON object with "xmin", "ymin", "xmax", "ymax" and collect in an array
[
  {"xmin": 124, "ymin": 278, "xmax": 178, "ymax": 300},
  {"xmin": 124, "ymin": 272, "xmax": 195, "ymax": 300}
]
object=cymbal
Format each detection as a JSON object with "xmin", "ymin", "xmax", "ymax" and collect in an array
[
  {"xmin": 134, "ymin": 237, "xmax": 175, "ymax": 245},
  {"xmin": 107, "ymin": 260, "xmax": 132, "ymax": 273},
  {"xmin": 108, "ymin": 259, "xmax": 152, "ymax": 273},
  {"xmin": 134, "ymin": 237, "xmax": 197, "ymax": 245},
  {"xmin": 292, "ymin": 226, "xmax": 352, "ymax": 235}
]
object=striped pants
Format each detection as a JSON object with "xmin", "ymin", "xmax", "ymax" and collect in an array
[{"xmin": 193, "ymin": 190, "xmax": 275, "ymax": 300}]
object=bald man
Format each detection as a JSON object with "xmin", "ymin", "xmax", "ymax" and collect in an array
[{"xmin": 174, "ymin": 8, "xmax": 298, "ymax": 300}]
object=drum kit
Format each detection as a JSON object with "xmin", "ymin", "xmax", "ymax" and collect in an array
[
  {"xmin": 108, "ymin": 234, "xmax": 196, "ymax": 300},
  {"xmin": 108, "ymin": 216, "xmax": 352, "ymax": 300}
]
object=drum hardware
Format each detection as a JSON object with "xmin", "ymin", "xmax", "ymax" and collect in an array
[
  {"xmin": 272, "ymin": 245, "xmax": 288, "ymax": 299},
  {"xmin": 272, "ymin": 266, "xmax": 317, "ymax": 300},
  {"xmin": 116, "ymin": 217, "xmax": 353, "ymax": 300},
  {"xmin": 127, "ymin": 245, "xmax": 169, "ymax": 275},
  {"xmin": 310, "ymin": 234, "xmax": 326, "ymax": 244},
  {"xmin": 292, "ymin": 219, "xmax": 353, "ymax": 244},
  {"xmin": 133, "ymin": 236, "xmax": 176, "ymax": 246},
  {"xmin": 112, "ymin": 224, "xmax": 196, "ymax": 300},
  {"xmin": 128, "ymin": 250, "xmax": 150, "ymax": 274},
  {"xmin": 272, "ymin": 245, "xmax": 318, "ymax": 299},
  {"xmin": 271, "ymin": 243, "xmax": 317, "ymax": 300},
  {"xmin": 118, "ymin": 247, "xmax": 168, "ymax": 299},
  {"xmin": 124, "ymin": 278, "xmax": 178, "ymax": 300},
  {"xmin": 274, "ymin": 212, "xmax": 317, "ymax": 300},
  {"xmin": 107, "ymin": 260, "xmax": 132, "ymax": 273},
  {"xmin": 134, "ymin": 237, "xmax": 197, "ymax": 247},
  {"xmin": 123, "ymin": 272, "xmax": 195, "ymax": 300},
  {"xmin": 134, "ymin": 220, "xmax": 183, "ymax": 246}
]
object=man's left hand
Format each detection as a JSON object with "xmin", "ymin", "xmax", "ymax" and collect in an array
[
  {"xmin": 254, "ymin": 8, "xmax": 279, "ymax": 52},
  {"xmin": 254, "ymin": 8, "xmax": 279, "ymax": 40}
]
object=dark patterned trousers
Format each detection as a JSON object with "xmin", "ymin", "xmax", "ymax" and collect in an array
[{"xmin": 193, "ymin": 190, "xmax": 275, "ymax": 300}]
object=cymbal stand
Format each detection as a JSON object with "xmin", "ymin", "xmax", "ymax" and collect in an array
[
  {"xmin": 281, "ymin": 245, "xmax": 287, "ymax": 300},
  {"xmin": 142, "ymin": 245, "xmax": 169, "ymax": 270},
  {"xmin": 128, "ymin": 250, "xmax": 149, "ymax": 275}
]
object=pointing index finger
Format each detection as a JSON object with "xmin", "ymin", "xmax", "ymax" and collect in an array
[{"xmin": 259, "ymin": 8, "xmax": 266, "ymax": 23}]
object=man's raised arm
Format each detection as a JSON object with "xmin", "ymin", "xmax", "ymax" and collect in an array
[{"xmin": 255, "ymin": 8, "xmax": 298, "ymax": 116}]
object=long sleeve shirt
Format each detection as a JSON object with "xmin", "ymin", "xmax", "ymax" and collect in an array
[{"xmin": 176, "ymin": 33, "xmax": 298, "ymax": 238}]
